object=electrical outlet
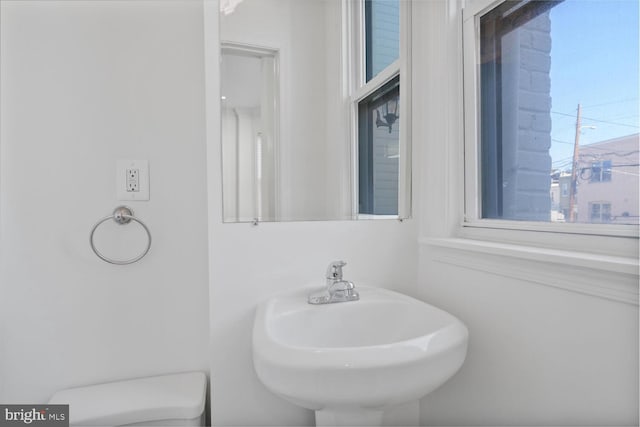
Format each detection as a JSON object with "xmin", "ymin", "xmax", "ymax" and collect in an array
[
  {"xmin": 117, "ymin": 160, "xmax": 149, "ymax": 201},
  {"xmin": 126, "ymin": 169, "xmax": 139, "ymax": 192}
]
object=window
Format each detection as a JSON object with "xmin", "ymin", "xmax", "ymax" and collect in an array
[
  {"xmin": 465, "ymin": 0, "xmax": 639, "ymax": 230},
  {"xmin": 365, "ymin": 0, "xmax": 400, "ymax": 81},
  {"xmin": 590, "ymin": 202, "xmax": 612, "ymax": 223},
  {"xmin": 589, "ymin": 160, "xmax": 612, "ymax": 183},
  {"xmin": 352, "ymin": 0, "xmax": 409, "ymax": 217},
  {"xmin": 358, "ymin": 76, "xmax": 400, "ymax": 215}
]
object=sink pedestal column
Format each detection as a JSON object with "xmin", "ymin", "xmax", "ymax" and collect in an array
[{"xmin": 315, "ymin": 408, "xmax": 384, "ymax": 427}]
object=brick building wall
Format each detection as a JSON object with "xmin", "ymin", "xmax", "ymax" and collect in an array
[{"xmin": 501, "ymin": 12, "xmax": 553, "ymax": 221}]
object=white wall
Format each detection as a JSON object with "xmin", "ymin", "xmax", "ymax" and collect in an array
[
  {"xmin": 0, "ymin": 0, "xmax": 210, "ymax": 403},
  {"xmin": 413, "ymin": 0, "xmax": 639, "ymax": 425},
  {"xmin": 205, "ymin": 2, "xmax": 420, "ymax": 425},
  {"xmin": 418, "ymin": 255, "xmax": 638, "ymax": 426}
]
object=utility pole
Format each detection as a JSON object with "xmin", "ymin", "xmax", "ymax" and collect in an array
[{"xmin": 568, "ymin": 103, "xmax": 581, "ymax": 222}]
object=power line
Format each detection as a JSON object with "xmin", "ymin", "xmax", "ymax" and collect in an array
[
  {"xmin": 552, "ymin": 156, "xmax": 573, "ymax": 163},
  {"xmin": 552, "ymin": 153, "xmax": 574, "ymax": 163},
  {"xmin": 581, "ymin": 116, "xmax": 639, "ymax": 129},
  {"xmin": 602, "ymin": 114, "xmax": 640, "ymax": 121},
  {"xmin": 611, "ymin": 169, "xmax": 640, "ymax": 177},
  {"xmin": 579, "ymin": 150, "xmax": 640, "ymax": 158},
  {"xmin": 551, "ymin": 110, "xmax": 639, "ymax": 129},
  {"xmin": 551, "ymin": 138, "xmax": 573, "ymax": 145},
  {"xmin": 550, "ymin": 111, "xmax": 582, "ymax": 118},
  {"xmin": 553, "ymin": 138, "xmax": 639, "ymax": 155},
  {"xmin": 605, "ymin": 163, "xmax": 640, "ymax": 167},
  {"xmin": 553, "ymin": 163, "xmax": 573, "ymax": 169},
  {"xmin": 581, "ymin": 97, "xmax": 639, "ymax": 109}
]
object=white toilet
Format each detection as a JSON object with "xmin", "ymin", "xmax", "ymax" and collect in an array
[{"xmin": 48, "ymin": 372, "xmax": 207, "ymax": 426}]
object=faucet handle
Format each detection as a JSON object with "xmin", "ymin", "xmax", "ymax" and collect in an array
[{"xmin": 326, "ymin": 260, "xmax": 347, "ymax": 280}]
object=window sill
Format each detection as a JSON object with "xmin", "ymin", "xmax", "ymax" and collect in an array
[
  {"xmin": 357, "ymin": 214, "xmax": 399, "ymax": 220},
  {"xmin": 420, "ymin": 237, "xmax": 639, "ymax": 305},
  {"xmin": 462, "ymin": 218, "xmax": 639, "ymax": 238}
]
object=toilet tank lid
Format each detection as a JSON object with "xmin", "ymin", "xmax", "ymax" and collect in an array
[{"xmin": 48, "ymin": 371, "xmax": 207, "ymax": 426}]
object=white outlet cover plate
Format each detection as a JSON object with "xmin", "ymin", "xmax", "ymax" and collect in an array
[{"xmin": 117, "ymin": 159, "xmax": 149, "ymax": 201}]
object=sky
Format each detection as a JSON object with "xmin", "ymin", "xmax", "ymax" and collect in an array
[{"xmin": 548, "ymin": 0, "xmax": 639, "ymax": 171}]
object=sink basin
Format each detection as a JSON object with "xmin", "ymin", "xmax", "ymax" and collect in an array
[{"xmin": 252, "ymin": 286, "xmax": 468, "ymax": 426}]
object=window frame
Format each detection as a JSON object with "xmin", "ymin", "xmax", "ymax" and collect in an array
[
  {"xmin": 462, "ymin": 0, "xmax": 639, "ymax": 239},
  {"xmin": 347, "ymin": 0, "xmax": 412, "ymax": 219},
  {"xmin": 357, "ymin": 76, "xmax": 401, "ymax": 215},
  {"xmin": 589, "ymin": 160, "xmax": 612, "ymax": 183},
  {"xmin": 589, "ymin": 201, "xmax": 612, "ymax": 223}
]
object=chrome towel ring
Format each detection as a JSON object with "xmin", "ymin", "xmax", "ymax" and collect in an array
[{"xmin": 90, "ymin": 206, "xmax": 152, "ymax": 265}]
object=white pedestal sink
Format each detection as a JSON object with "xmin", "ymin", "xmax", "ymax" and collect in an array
[{"xmin": 252, "ymin": 286, "xmax": 469, "ymax": 426}]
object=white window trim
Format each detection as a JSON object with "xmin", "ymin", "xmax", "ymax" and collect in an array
[
  {"xmin": 411, "ymin": 0, "xmax": 638, "ymax": 305},
  {"xmin": 421, "ymin": 236, "xmax": 639, "ymax": 305},
  {"xmin": 461, "ymin": 0, "xmax": 639, "ymax": 239},
  {"xmin": 347, "ymin": 0, "xmax": 412, "ymax": 219},
  {"xmin": 461, "ymin": 218, "xmax": 635, "ymax": 238},
  {"xmin": 352, "ymin": 59, "xmax": 400, "ymax": 103}
]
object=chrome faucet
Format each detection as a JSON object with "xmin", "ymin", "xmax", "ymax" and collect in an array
[{"xmin": 308, "ymin": 261, "xmax": 359, "ymax": 304}]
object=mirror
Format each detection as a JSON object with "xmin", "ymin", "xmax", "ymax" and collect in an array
[
  {"xmin": 221, "ymin": 43, "xmax": 279, "ymax": 222},
  {"xmin": 219, "ymin": 0, "xmax": 410, "ymax": 222}
]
